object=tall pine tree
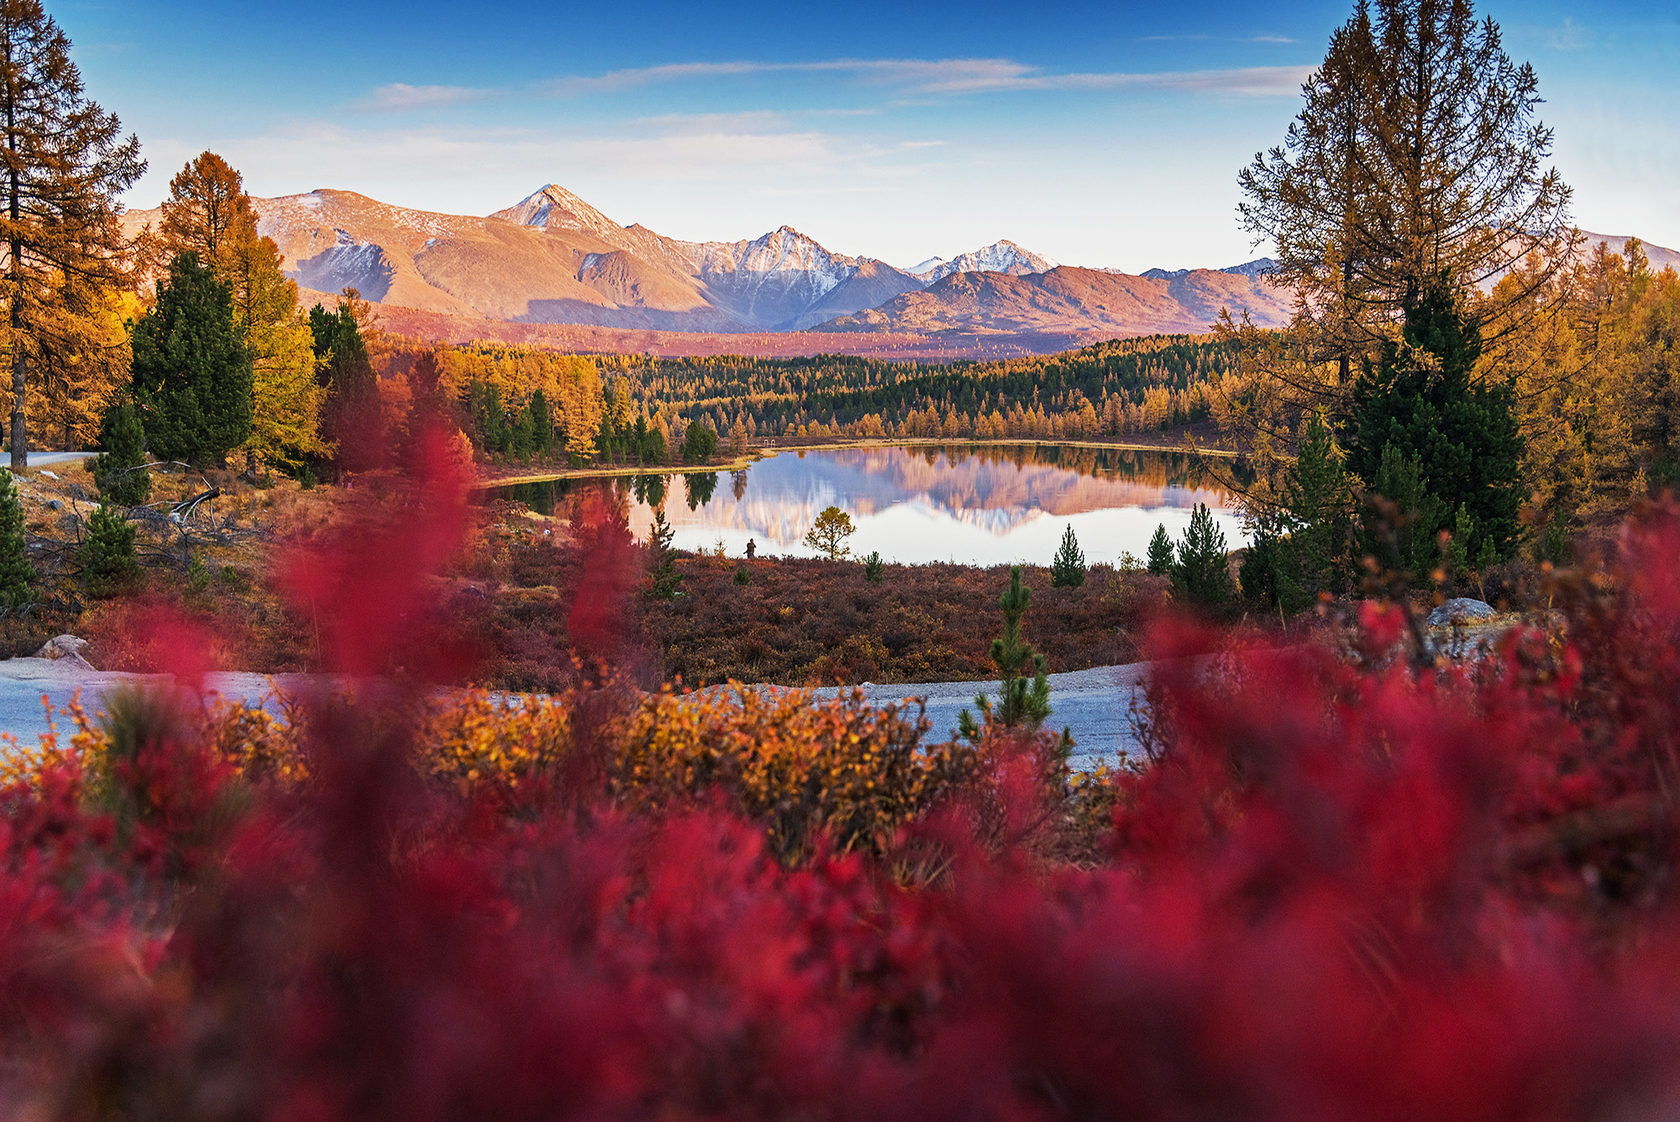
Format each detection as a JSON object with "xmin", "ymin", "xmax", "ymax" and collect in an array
[
  {"xmin": 131, "ymin": 253, "xmax": 253, "ymax": 465},
  {"xmin": 0, "ymin": 0, "xmax": 145, "ymax": 469}
]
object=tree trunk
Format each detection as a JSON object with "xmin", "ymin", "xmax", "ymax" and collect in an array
[
  {"xmin": 6, "ymin": 30, "xmax": 22, "ymax": 474},
  {"xmin": 9, "ymin": 302, "xmax": 24, "ymax": 471}
]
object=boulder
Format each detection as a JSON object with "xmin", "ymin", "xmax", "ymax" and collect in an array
[
  {"xmin": 34, "ymin": 634, "xmax": 97, "ymax": 671},
  {"xmin": 1427, "ymin": 598, "xmax": 1497, "ymax": 627}
]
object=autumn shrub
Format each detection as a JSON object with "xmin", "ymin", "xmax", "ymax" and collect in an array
[
  {"xmin": 15, "ymin": 432, "xmax": 1680, "ymax": 1118},
  {"xmin": 613, "ymin": 684, "xmax": 982, "ymax": 864}
]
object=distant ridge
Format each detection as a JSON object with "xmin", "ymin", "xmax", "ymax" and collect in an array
[
  {"xmin": 120, "ymin": 182, "xmax": 1675, "ymax": 354},
  {"xmin": 1141, "ymin": 258, "xmax": 1276, "ymax": 281}
]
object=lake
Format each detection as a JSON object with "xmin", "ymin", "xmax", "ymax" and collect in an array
[{"xmin": 485, "ymin": 444, "xmax": 1246, "ymax": 567}]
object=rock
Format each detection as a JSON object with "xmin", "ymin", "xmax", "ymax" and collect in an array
[
  {"xmin": 34, "ymin": 634, "xmax": 97, "ymax": 671},
  {"xmin": 36, "ymin": 634, "xmax": 88, "ymax": 659},
  {"xmin": 46, "ymin": 499, "xmax": 61, "ymax": 510},
  {"xmin": 1427, "ymin": 598, "xmax": 1497, "ymax": 627}
]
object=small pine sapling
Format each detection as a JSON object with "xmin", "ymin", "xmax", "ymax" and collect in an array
[
  {"xmin": 863, "ymin": 550, "xmax": 884, "ymax": 583},
  {"xmin": 647, "ymin": 506, "xmax": 681, "ymax": 600},
  {"xmin": 1146, "ymin": 523, "xmax": 1175, "ymax": 575},
  {"xmin": 1050, "ymin": 524, "xmax": 1086, "ymax": 587},
  {"xmin": 961, "ymin": 564, "xmax": 1051, "ymax": 736},
  {"xmin": 80, "ymin": 502, "xmax": 139, "ymax": 597},
  {"xmin": 92, "ymin": 402, "xmax": 151, "ymax": 506}
]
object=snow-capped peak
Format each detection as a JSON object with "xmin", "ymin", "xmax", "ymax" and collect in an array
[
  {"xmin": 913, "ymin": 240, "xmax": 1057, "ymax": 283},
  {"xmin": 491, "ymin": 184, "xmax": 627, "ymax": 244}
]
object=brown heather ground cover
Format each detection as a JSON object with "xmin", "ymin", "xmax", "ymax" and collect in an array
[
  {"xmin": 447, "ymin": 508, "xmax": 1160, "ymax": 693},
  {"xmin": 2, "ymin": 465, "xmax": 1156, "ymax": 691},
  {"xmin": 642, "ymin": 555, "xmax": 1151, "ymax": 687}
]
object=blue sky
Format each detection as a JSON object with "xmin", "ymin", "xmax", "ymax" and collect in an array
[{"xmin": 57, "ymin": 0, "xmax": 1679, "ymax": 273}]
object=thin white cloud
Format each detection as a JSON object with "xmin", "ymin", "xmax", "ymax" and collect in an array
[
  {"xmin": 1139, "ymin": 34, "xmax": 1297, "ymax": 44},
  {"xmin": 1050, "ymin": 65, "xmax": 1314, "ymax": 97},
  {"xmin": 1548, "ymin": 18, "xmax": 1591, "ymax": 51},
  {"xmin": 547, "ymin": 56, "xmax": 1305, "ymax": 98},
  {"xmin": 630, "ymin": 110, "xmax": 791, "ymax": 134},
  {"xmin": 357, "ymin": 83, "xmax": 492, "ymax": 112},
  {"xmin": 548, "ymin": 57, "xmax": 1038, "ymax": 95}
]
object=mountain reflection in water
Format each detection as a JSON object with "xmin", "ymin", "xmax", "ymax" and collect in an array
[{"xmin": 489, "ymin": 445, "xmax": 1247, "ymax": 566}]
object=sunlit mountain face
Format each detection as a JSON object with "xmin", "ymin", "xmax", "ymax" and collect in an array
[{"xmin": 490, "ymin": 445, "xmax": 1245, "ymax": 566}]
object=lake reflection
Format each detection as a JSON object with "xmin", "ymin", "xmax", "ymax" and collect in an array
[{"xmin": 489, "ymin": 445, "xmax": 1247, "ymax": 566}]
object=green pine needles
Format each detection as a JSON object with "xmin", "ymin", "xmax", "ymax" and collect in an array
[
  {"xmin": 961, "ymin": 564, "xmax": 1051, "ymax": 736},
  {"xmin": 132, "ymin": 252, "xmax": 254, "ymax": 466},
  {"xmin": 1146, "ymin": 524, "xmax": 1175, "ymax": 576},
  {"xmin": 80, "ymin": 502, "xmax": 139, "ymax": 598},
  {"xmin": 92, "ymin": 402, "xmax": 152, "ymax": 506},
  {"xmin": 0, "ymin": 470, "xmax": 35, "ymax": 611},
  {"xmin": 647, "ymin": 506, "xmax": 681, "ymax": 600},
  {"xmin": 1347, "ymin": 278, "xmax": 1523, "ymax": 577},
  {"xmin": 1171, "ymin": 503, "xmax": 1235, "ymax": 609},
  {"xmin": 1050, "ymin": 525, "xmax": 1086, "ymax": 587}
]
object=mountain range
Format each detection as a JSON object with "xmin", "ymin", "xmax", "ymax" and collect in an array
[
  {"xmin": 123, "ymin": 183, "xmax": 1294, "ymax": 349},
  {"xmin": 122, "ymin": 183, "xmax": 1677, "ymax": 358}
]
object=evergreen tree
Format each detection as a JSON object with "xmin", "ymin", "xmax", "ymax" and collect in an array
[
  {"xmin": 91, "ymin": 401, "xmax": 150, "ymax": 506},
  {"xmin": 1244, "ymin": 414, "xmax": 1353, "ymax": 613},
  {"xmin": 1362, "ymin": 443, "xmax": 1447, "ymax": 581},
  {"xmin": 681, "ymin": 420, "xmax": 718, "ymax": 463},
  {"xmin": 131, "ymin": 253, "xmax": 253, "ymax": 465},
  {"xmin": 1050, "ymin": 524, "xmax": 1086, "ymax": 587},
  {"xmin": 1346, "ymin": 279, "xmax": 1524, "ymax": 568},
  {"xmin": 79, "ymin": 501, "xmax": 137, "ymax": 597},
  {"xmin": 0, "ymin": 0, "xmax": 146, "ymax": 470},
  {"xmin": 647, "ymin": 506, "xmax": 681, "ymax": 600},
  {"xmin": 962, "ymin": 564, "xmax": 1051, "ymax": 735},
  {"xmin": 1146, "ymin": 523, "xmax": 1175, "ymax": 576},
  {"xmin": 529, "ymin": 388, "xmax": 552, "ymax": 453},
  {"xmin": 1172, "ymin": 503, "xmax": 1236, "ymax": 608},
  {"xmin": 1239, "ymin": 520, "xmax": 1285, "ymax": 613},
  {"xmin": 863, "ymin": 551, "xmax": 884, "ymax": 583},
  {"xmin": 0, "ymin": 468, "xmax": 33, "ymax": 610},
  {"xmin": 309, "ymin": 297, "xmax": 380, "ymax": 473}
]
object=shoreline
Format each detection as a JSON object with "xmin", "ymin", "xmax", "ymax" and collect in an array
[{"xmin": 479, "ymin": 435, "xmax": 1242, "ymax": 488}]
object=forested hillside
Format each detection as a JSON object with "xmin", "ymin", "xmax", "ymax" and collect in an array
[{"xmin": 384, "ymin": 333, "xmax": 1243, "ymax": 466}]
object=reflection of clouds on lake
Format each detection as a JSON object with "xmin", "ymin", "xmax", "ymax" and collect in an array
[{"xmin": 513, "ymin": 445, "xmax": 1246, "ymax": 565}]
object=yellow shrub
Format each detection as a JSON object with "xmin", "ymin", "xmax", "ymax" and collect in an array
[{"xmin": 614, "ymin": 685, "xmax": 980, "ymax": 863}]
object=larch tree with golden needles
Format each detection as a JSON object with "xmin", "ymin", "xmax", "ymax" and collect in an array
[
  {"xmin": 151, "ymin": 152, "xmax": 324, "ymax": 470},
  {"xmin": 0, "ymin": 0, "xmax": 144, "ymax": 469},
  {"xmin": 1228, "ymin": 0, "xmax": 1574, "ymax": 488}
]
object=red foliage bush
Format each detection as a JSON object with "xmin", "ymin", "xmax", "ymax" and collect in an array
[{"xmin": 10, "ymin": 432, "xmax": 1680, "ymax": 1118}]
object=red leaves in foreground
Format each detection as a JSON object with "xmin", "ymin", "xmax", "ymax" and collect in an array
[{"xmin": 10, "ymin": 484, "xmax": 1680, "ymax": 1117}]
